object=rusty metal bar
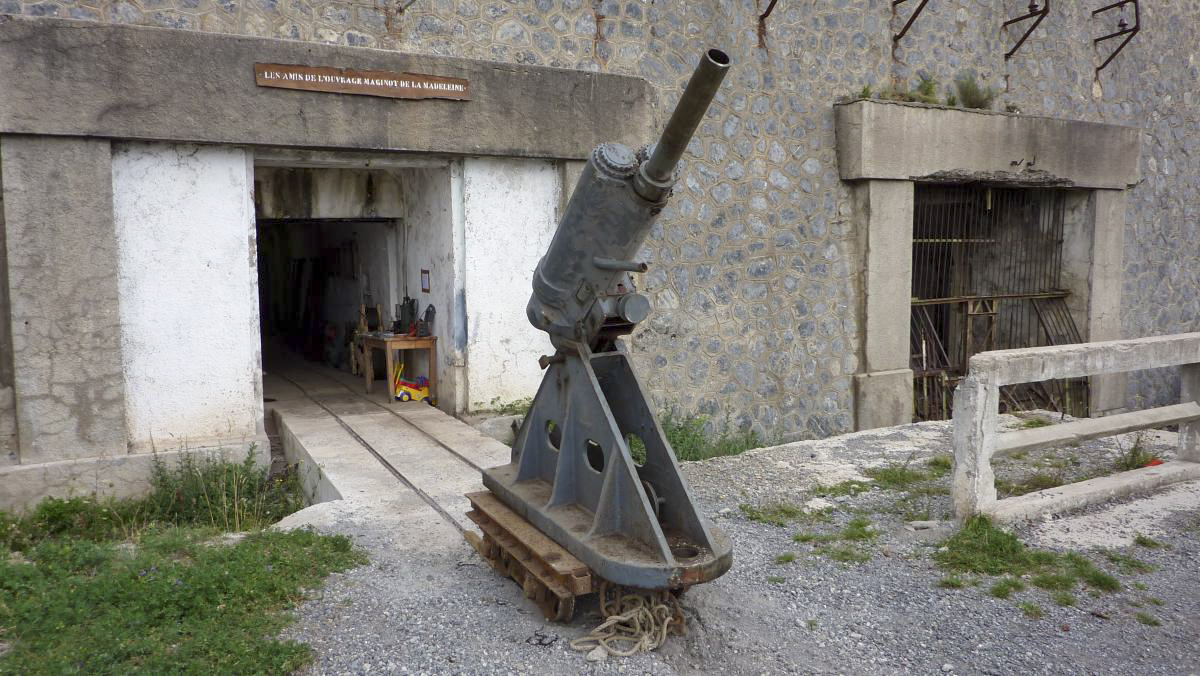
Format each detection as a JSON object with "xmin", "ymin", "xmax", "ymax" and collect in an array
[
  {"xmin": 1004, "ymin": 1, "xmax": 1051, "ymax": 60},
  {"xmin": 1093, "ymin": 0, "xmax": 1140, "ymax": 73},
  {"xmin": 892, "ymin": 0, "xmax": 930, "ymax": 43}
]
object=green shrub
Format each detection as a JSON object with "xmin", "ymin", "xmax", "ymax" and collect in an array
[{"xmin": 954, "ymin": 72, "xmax": 996, "ymax": 110}]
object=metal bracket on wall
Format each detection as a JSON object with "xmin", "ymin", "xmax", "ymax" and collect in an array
[
  {"xmin": 892, "ymin": 0, "xmax": 930, "ymax": 43},
  {"xmin": 1092, "ymin": 0, "xmax": 1140, "ymax": 74},
  {"xmin": 1003, "ymin": 1, "xmax": 1051, "ymax": 60}
]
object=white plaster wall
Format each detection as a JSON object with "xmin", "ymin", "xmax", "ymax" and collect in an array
[
  {"xmin": 399, "ymin": 166, "xmax": 457, "ymax": 410},
  {"xmin": 462, "ymin": 157, "xmax": 559, "ymax": 411},
  {"xmin": 113, "ymin": 142, "xmax": 263, "ymax": 452}
]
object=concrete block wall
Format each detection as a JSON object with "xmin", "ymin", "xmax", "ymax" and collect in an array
[
  {"xmin": 0, "ymin": 136, "xmax": 128, "ymax": 466},
  {"xmin": 1, "ymin": 2, "xmax": 1197, "ymax": 441}
]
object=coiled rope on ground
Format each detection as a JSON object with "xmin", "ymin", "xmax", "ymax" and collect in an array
[{"xmin": 569, "ymin": 582, "xmax": 687, "ymax": 658}]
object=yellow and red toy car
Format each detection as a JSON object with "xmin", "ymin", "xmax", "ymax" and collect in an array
[{"xmin": 393, "ymin": 364, "xmax": 432, "ymax": 404}]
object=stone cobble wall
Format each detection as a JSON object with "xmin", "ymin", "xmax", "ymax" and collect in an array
[{"xmin": 7, "ymin": 0, "xmax": 1196, "ymax": 438}]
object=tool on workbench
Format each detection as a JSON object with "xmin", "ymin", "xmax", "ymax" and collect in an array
[{"xmin": 466, "ymin": 48, "xmax": 733, "ymax": 623}]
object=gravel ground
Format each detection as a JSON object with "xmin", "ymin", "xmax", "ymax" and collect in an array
[{"xmin": 282, "ymin": 415, "xmax": 1200, "ymax": 674}]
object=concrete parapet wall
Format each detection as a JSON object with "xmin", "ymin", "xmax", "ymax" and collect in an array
[{"xmin": 952, "ymin": 332, "xmax": 1200, "ymax": 523}]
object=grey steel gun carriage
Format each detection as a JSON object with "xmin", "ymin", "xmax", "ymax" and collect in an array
[{"xmin": 480, "ymin": 49, "xmax": 734, "ymax": 595}]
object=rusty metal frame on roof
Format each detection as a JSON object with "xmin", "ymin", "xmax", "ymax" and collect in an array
[
  {"xmin": 892, "ymin": 0, "xmax": 930, "ymax": 43},
  {"xmin": 1003, "ymin": 1, "xmax": 1051, "ymax": 60},
  {"xmin": 1093, "ymin": 0, "xmax": 1140, "ymax": 73}
]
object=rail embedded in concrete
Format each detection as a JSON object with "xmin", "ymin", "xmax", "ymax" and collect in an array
[{"xmin": 952, "ymin": 332, "xmax": 1200, "ymax": 523}]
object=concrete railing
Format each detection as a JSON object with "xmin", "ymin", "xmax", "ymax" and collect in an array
[{"xmin": 952, "ymin": 333, "xmax": 1200, "ymax": 523}]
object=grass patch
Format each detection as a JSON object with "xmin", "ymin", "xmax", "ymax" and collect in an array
[
  {"xmin": 484, "ymin": 396, "xmax": 533, "ymax": 417},
  {"xmin": 0, "ymin": 528, "xmax": 364, "ymax": 673},
  {"xmin": 766, "ymin": 575, "xmax": 786, "ymax": 584},
  {"xmin": 1113, "ymin": 434, "xmax": 1156, "ymax": 472},
  {"xmin": 1146, "ymin": 596, "xmax": 1164, "ymax": 606},
  {"xmin": 863, "ymin": 461, "xmax": 928, "ymax": 490},
  {"xmin": 1018, "ymin": 602, "xmax": 1043, "ymax": 619},
  {"xmin": 989, "ymin": 577, "xmax": 1026, "ymax": 599},
  {"xmin": 793, "ymin": 532, "xmax": 837, "ymax": 544},
  {"xmin": 1103, "ymin": 550, "xmax": 1155, "ymax": 574},
  {"xmin": 934, "ymin": 516, "xmax": 1054, "ymax": 576},
  {"xmin": 1134, "ymin": 612, "xmax": 1161, "ymax": 627},
  {"xmin": 840, "ymin": 516, "xmax": 876, "ymax": 541},
  {"xmin": 938, "ymin": 575, "xmax": 967, "ymax": 589},
  {"xmin": 926, "ymin": 454, "xmax": 953, "ymax": 476},
  {"xmin": 1065, "ymin": 552, "xmax": 1121, "ymax": 592},
  {"xmin": 739, "ymin": 503, "xmax": 804, "ymax": 527},
  {"xmin": 774, "ymin": 552, "xmax": 797, "ymax": 565},
  {"xmin": 812, "ymin": 480, "xmax": 872, "ymax": 498},
  {"xmin": 0, "ymin": 452, "xmax": 363, "ymax": 673},
  {"xmin": 994, "ymin": 472, "xmax": 1066, "ymax": 498},
  {"xmin": 1031, "ymin": 572, "xmax": 1076, "ymax": 591},
  {"xmin": 936, "ymin": 516, "xmax": 1125, "ymax": 607},
  {"xmin": 1133, "ymin": 533, "xmax": 1165, "ymax": 549},
  {"xmin": 794, "ymin": 516, "xmax": 876, "ymax": 547},
  {"xmin": 1051, "ymin": 590, "xmax": 1077, "ymax": 607},
  {"xmin": 1133, "ymin": 581, "xmax": 1149, "ymax": 591},
  {"xmin": 660, "ymin": 412, "xmax": 761, "ymax": 462},
  {"xmin": 1018, "ymin": 417, "xmax": 1052, "ymax": 429},
  {"xmin": 818, "ymin": 545, "xmax": 870, "ymax": 564}
]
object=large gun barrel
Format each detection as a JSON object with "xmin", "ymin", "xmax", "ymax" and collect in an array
[
  {"xmin": 638, "ymin": 49, "xmax": 732, "ymax": 195},
  {"xmin": 527, "ymin": 49, "xmax": 730, "ymax": 350}
]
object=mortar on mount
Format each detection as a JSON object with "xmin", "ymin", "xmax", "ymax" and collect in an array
[{"xmin": 480, "ymin": 49, "xmax": 734, "ymax": 593}]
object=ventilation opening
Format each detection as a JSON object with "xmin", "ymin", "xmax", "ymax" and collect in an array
[
  {"xmin": 624, "ymin": 433, "xmax": 647, "ymax": 467},
  {"xmin": 585, "ymin": 439, "xmax": 605, "ymax": 473},
  {"xmin": 910, "ymin": 184, "xmax": 1088, "ymax": 421}
]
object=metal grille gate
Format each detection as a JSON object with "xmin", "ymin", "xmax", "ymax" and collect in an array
[{"xmin": 910, "ymin": 185, "xmax": 1088, "ymax": 421}]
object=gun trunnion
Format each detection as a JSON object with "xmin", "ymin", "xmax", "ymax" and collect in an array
[{"xmin": 477, "ymin": 49, "xmax": 734, "ymax": 600}]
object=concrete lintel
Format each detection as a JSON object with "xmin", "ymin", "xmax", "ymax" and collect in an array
[
  {"xmin": 854, "ymin": 369, "xmax": 914, "ymax": 431},
  {"xmin": 985, "ymin": 461, "xmax": 1200, "ymax": 525},
  {"xmin": 0, "ymin": 441, "xmax": 268, "ymax": 513},
  {"xmin": 0, "ymin": 16, "xmax": 655, "ymax": 161},
  {"xmin": 835, "ymin": 100, "xmax": 1141, "ymax": 190},
  {"xmin": 969, "ymin": 332, "xmax": 1200, "ymax": 386}
]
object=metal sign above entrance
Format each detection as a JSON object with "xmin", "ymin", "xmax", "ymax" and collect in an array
[{"xmin": 254, "ymin": 63, "xmax": 470, "ymax": 101}]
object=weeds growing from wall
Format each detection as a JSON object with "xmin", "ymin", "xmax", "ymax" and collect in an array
[{"xmin": 1, "ymin": 449, "xmax": 306, "ymax": 550}]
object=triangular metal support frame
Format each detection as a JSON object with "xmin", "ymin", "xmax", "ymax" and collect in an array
[{"xmin": 482, "ymin": 341, "xmax": 732, "ymax": 590}]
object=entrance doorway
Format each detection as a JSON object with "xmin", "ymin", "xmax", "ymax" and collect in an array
[
  {"xmin": 909, "ymin": 184, "xmax": 1088, "ymax": 420},
  {"xmin": 253, "ymin": 162, "xmax": 451, "ymax": 405}
]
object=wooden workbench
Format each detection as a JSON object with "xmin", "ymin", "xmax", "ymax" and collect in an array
[{"xmin": 360, "ymin": 333, "xmax": 437, "ymax": 403}]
